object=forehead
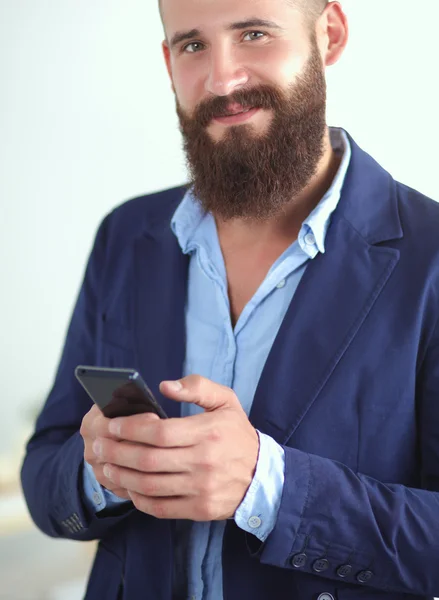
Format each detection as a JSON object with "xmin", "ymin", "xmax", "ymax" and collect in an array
[{"xmin": 161, "ymin": 0, "xmax": 303, "ymax": 39}]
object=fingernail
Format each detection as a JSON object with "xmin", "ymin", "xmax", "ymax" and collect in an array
[
  {"xmin": 165, "ymin": 380, "xmax": 183, "ymax": 392},
  {"xmin": 103, "ymin": 465, "xmax": 112, "ymax": 480},
  {"xmin": 93, "ymin": 440, "xmax": 102, "ymax": 457},
  {"xmin": 109, "ymin": 419, "xmax": 122, "ymax": 436}
]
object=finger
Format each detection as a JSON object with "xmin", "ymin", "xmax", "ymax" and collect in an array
[
  {"xmin": 94, "ymin": 438, "xmax": 192, "ymax": 473},
  {"xmin": 128, "ymin": 491, "xmax": 204, "ymax": 521},
  {"xmin": 85, "ymin": 411, "xmax": 159, "ymax": 444},
  {"xmin": 93, "ymin": 415, "xmax": 119, "ymax": 438},
  {"xmin": 92, "ymin": 465, "xmax": 131, "ymax": 500},
  {"xmin": 80, "ymin": 405, "xmax": 103, "ymax": 437},
  {"xmin": 104, "ymin": 465, "xmax": 190, "ymax": 498},
  {"xmin": 99, "ymin": 486, "xmax": 131, "ymax": 501},
  {"xmin": 108, "ymin": 412, "xmax": 214, "ymax": 447},
  {"xmin": 81, "ymin": 410, "xmax": 118, "ymax": 441},
  {"xmin": 159, "ymin": 375, "xmax": 239, "ymax": 412}
]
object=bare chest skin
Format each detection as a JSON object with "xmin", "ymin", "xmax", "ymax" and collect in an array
[
  {"xmin": 221, "ymin": 240, "xmax": 296, "ymax": 327},
  {"xmin": 215, "ymin": 139, "xmax": 343, "ymax": 327}
]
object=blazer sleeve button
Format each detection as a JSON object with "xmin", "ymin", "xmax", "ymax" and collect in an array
[
  {"xmin": 290, "ymin": 553, "xmax": 307, "ymax": 568},
  {"xmin": 357, "ymin": 570, "xmax": 374, "ymax": 583},
  {"xmin": 336, "ymin": 564, "xmax": 352, "ymax": 578},
  {"xmin": 313, "ymin": 558, "xmax": 330, "ymax": 573}
]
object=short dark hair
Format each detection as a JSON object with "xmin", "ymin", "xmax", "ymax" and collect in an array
[
  {"xmin": 159, "ymin": 0, "xmax": 329, "ymax": 29},
  {"xmin": 291, "ymin": 0, "xmax": 329, "ymax": 25}
]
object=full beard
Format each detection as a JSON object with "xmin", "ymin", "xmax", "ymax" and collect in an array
[{"xmin": 176, "ymin": 38, "xmax": 328, "ymax": 221}]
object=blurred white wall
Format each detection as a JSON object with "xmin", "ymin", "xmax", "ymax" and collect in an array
[{"xmin": 1, "ymin": 0, "xmax": 438, "ymax": 459}]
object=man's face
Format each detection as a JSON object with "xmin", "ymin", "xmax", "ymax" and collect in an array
[
  {"xmin": 162, "ymin": 0, "xmax": 315, "ymax": 140},
  {"xmin": 161, "ymin": 0, "xmax": 328, "ymax": 220}
]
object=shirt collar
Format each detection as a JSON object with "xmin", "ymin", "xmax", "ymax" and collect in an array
[
  {"xmin": 299, "ymin": 127, "xmax": 351, "ymax": 257},
  {"xmin": 170, "ymin": 189, "xmax": 206, "ymax": 255},
  {"xmin": 171, "ymin": 127, "xmax": 352, "ymax": 256}
]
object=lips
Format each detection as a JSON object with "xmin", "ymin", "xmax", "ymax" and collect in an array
[{"xmin": 219, "ymin": 102, "xmax": 252, "ymax": 117}]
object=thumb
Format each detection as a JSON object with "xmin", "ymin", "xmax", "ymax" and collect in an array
[{"xmin": 159, "ymin": 375, "xmax": 240, "ymax": 412}]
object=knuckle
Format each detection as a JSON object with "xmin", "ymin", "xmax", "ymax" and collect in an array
[
  {"xmin": 186, "ymin": 374, "xmax": 204, "ymax": 395},
  {"xmin": 99, "ymin": 438, "xmax": 112, "ymax": 461},
  {"xmin": 199, "ymin": 449, "xmax": 216, "ymax": 472},
  {"xmin": 79, "ymin": 419, "xmax": 87, "ymax": 438},
  {"xmin": 192, "ymin": 374, "xmax": 204, "ymax": 391},
  {"xmin": 207, "ymin": 425, "xmax": 222, "ymax": 443},
  {"xmin": 199, "ymin": 475, "xmax": 217, "ymax": 497},
  {"xmin": 138, "ymin": 450, "xmax": 158, "ymax": 472},
  {"xmin": 141, "ymin": 476, "xmax": 157, "ymax": 496},
  {"xmin": 153, "ymin": 423, "xmax": 170, "ymax": 447},
  {"xmin": 199, "ymin": 500, "xmax": 216, "ymax": 521},
  {"xmin": 90, "ymin": 415, "xmax": 105, "ymax": 437},
  {"xmin": 84, "ymin": 447, "xmax": 96, "ymax": 463},
  {"xmin": 225, "ymin": 385, "xmax": 236, "ymax": 398}
]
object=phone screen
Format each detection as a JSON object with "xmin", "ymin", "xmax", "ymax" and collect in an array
[{"xmin": 75, "ymin": 366, "xmax": 167, "ymax": 419}]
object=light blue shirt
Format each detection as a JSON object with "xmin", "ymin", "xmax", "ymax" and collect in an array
[{"xmin": 83, "ymin": 127, "xmax": 351, "ymax": 600}]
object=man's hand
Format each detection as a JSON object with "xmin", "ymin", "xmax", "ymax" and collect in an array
[
  {"xmin": 91, "ymin": 375, "xmax": 260, "ymax": 520},
  {"xmin": 80, "ymin": 404, "xmax": 159, "ymax": 500}
]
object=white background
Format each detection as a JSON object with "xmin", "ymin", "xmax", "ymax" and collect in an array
[
  {"xmin": 1, "ymin": 0, "xmax": 438, "ymax": 477},
  {"xmin": 1, "ymin": 0, "xmax": 439, "ymax": 597}
]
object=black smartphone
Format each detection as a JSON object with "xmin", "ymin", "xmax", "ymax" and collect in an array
[{"xmin": 75, "ymin": 366, "xmax": 168, "ymax": 419}]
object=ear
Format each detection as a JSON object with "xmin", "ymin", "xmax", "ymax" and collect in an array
[
  {"xmin": 318, "ymin": 2, "xmax": 349, "ymax": 67},
  {"xmin": 162, "ymin": 41, "xmax": 175, "ymax": 92}
]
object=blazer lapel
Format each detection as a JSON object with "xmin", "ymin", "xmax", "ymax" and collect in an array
[
  {"xmin": 250, "ymin": 133, "xmax": 404, "ymax": 444},
  {"xmin": 128, "ymin": 133, "xmax": 404, "ymax": 435},
  {"xmin": 133, "ymin": 211, "xmax": 189, "ymax": 420},
  {"xmin": 249, "ymin": 216, "xmax": 400, "ymax": 444}
]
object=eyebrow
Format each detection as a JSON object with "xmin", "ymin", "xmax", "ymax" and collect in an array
[{"xmin": 169, "ymin": 19, "xmax": 283, "ymax": 49}]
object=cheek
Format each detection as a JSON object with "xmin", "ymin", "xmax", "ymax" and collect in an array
[
  {"xmin": 172, "ymin": 63, "xmax": 204, "ymax": 111},
  {"xmin": 252, "ymin": 45, "xmax": 305, "ymax": 88}
]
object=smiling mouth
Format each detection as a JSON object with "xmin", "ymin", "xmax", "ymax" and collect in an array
[
  {"xmin": 223, "ymin": 107, "xmax": 252, "ymax": 116},
  {"xmin": 212, "ymin": 107, "xmax": 260, "ymax": 125},
  {"xmin": 219, "ymin": 102, "xmax": 254, "ymax": 117}
]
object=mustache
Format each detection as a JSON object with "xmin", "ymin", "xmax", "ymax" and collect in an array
[{"xmin": 193, "ymin": 85, "xmax": 286, "ymax": 128}]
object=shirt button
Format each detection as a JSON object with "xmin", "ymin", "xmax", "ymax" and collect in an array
[
  {"xmin": 248, "ymin": 516, "xmax": 262, "ymax": 529},
  {"xmin": 93, "ymin": 492, "xmax": 103, "ymax": 505},
  {"xmin": 276, "ymin": 279, "xmax": 286, "ymax": 289},
  {"xmin": 304, "ymin": 232, "xmax": 316, "ymax": 246},
  {"xmin": 317, "ymin": 594, "xmax": 335, "ymax": 600}
]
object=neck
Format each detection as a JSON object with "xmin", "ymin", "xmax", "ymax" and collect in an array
[{"xmin": 215, "ymin": 127, "xmax": 341, "ymax": 249}]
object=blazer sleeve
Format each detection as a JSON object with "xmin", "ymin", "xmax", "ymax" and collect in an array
[
  {"xmin": 20, "ymin": 212, "xmax": 135, "ymax": 541},
  {"xmin": 251, "ymin": 318, "xmax": 439, "ymax": 597}
]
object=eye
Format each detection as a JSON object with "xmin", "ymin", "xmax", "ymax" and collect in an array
[
  {"xmin": 243, "ymin": 31, "xmax": 266, "ymax": 42},
  {"xmin": 182, "ymin": 41, "xmax": 205, "ymax": 54}
]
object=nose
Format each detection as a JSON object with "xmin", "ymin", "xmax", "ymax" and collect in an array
[{"xmin": 205, "ymin": 48, "xmax": 249, "ymax": 97}]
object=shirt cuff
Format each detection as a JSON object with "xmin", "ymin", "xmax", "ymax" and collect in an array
[
  {"xmin": 234, "ymin": 431, "xmax": 285, "ymax": 542},
  {"xmin": 82, "ymin": 460, "xmax": 129, "ymax": 513}
]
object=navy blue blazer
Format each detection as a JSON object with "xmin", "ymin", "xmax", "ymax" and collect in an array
[{"xmin": 21, "ymin": 132, "xmax": 439, "ymax": 600}]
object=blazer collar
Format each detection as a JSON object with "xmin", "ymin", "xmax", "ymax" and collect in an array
[
  {"xmin": 337, "ymin": 131, "xmax": 403, "ymax": 245},
  {"xmin": 133, "ymin": 133, "xmax": 404, "ymax": 432},
  {"xmin": 142, "ymin": 132, "xmax": 403, "ymax": 248}
]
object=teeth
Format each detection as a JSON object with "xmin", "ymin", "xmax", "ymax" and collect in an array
[{"xmin": 226, "ymin": 108, "xmax": 250, "ymax": 116}]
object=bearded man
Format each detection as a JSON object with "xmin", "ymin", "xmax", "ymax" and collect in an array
[{"xmin": 21, "ymin": 1, "xmax": 439, "ymax": 599}]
